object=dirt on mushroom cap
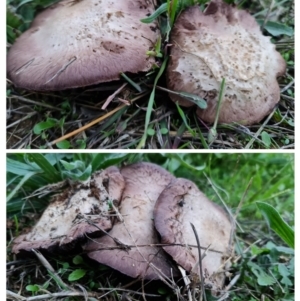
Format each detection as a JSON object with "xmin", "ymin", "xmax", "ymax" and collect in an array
[
  {"xmin": 154, "ymin": 177, "xmax": 233, "ymax": 293},
  {"xmin": 7, "ymin": 0, "xmax": 159, "ymax": 91},
  {"xmin": 12, "ymin": 166, "xmax": 125, "ymax": 254},
  {"xmin": 166, "ymin": 0, "xmax": 286, "ymax": 125},
  {"xmin": 85, "ymin": 162, "xmax": 179, "ymax": 280}
]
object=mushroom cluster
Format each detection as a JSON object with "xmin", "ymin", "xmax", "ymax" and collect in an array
[
  {"xmin": 7, "ymin": 0, "xmax": 286, "ymax": 125},
  {"xmin": 13, "ymin": 162, "xmax": 234, "ymax": 294}
]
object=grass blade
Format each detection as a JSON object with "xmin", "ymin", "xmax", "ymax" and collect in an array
[
  {"xmin": 120, "ymin": 73, "xmax": 142, "ymax": 92},
  {"xmin": 140, "ymin": 3, "xmax": 168, "ymax": 23},
  {"xmin": 27, "ymin": 153, "xmax": 61, "ymax": 182},
  {"xmin": 6, "ymin": 172, "xmax": 36, "ymax": 202},
  {"xmin": 256, "ymin": 201, "xmax": 294, "ymax": 249},
  {"xmin": 7, "ymin": 157, "xmax": 39, "ymax": 175},
  {"xmin": 175, "ymin": 103, "xmax": 195, "ymax": 137},
  {"xmin": 137, "ymin": 57, "xmax": 168, "ymax": 149}
]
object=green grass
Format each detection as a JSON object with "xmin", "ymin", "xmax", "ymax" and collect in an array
[
  {"xmin": 6, "ymin": 0, "xmax": 294, "ymax": 149},
  {"xmin": 6, "ymin": 153, "xmax": 294, "ymax": 300}
]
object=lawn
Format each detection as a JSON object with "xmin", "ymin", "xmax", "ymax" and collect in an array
[
  {"xmin": 7, "ymin": 153, "xmax": 294, "ymax": 300},
  {"xmin": 6, "ymin": 0, "xmax": 294, "ymax": 149}
]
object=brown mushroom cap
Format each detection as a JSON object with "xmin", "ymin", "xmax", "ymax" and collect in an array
[
  {"xmin": 85, "ymin": 162, "xmax": 179, "ymax": 280},
  {"xmin": 12, "ymin": 166, "xmax": 125, "ymax": 254},
  {"xmin": 7, "ymin": 0, "xmax": 159, "ymax": 90},
  {"xmin": 154, "ymin": 178, "xmax": 233, "ymax": 292},
  {"xmin": 166, "ymin": 0, "xmax": 286, "ymax": 125}
]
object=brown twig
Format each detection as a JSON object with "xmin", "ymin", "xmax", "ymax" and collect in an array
[
  {"xmin": 101, "ymin": 83, "xmax": 127, "ymax": 110},
  {"xmin": 48, "ymin": 92, "xmax": 148, "ymax": 146}
]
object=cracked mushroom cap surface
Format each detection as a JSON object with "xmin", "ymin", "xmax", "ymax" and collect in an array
[
  {"xmin": 85, "ymin": 162, "xmax": 179, "ymax": 280},
  {"xmin": 7, "ymin": 0, "xmax": 159, "ymax": 90},
  {"xmin": 154, "ymin": 178, "xmax": 233, "ymax": 293},
  {"xmin": 166, "ymin": 0, "xmax": 286, "ymax": 125},
  {"xmin": 12, "ymin": 166, "xmax": 125, "ymax": 254}
]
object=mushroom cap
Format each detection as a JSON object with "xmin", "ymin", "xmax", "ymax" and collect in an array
[
  {"xmin": 166, "ymin": 0, "xmax": 286, "ymax": 125},
  {"xmin": 7, "ymin": 0, "xmax": 159, "ymax": 90},
  {"xmin": 85, "ymin": 162, "xmax": 179, "ymax": 280},
  {"xmin": 12, "ymin": 166, "xmax": 125, "ymax": 254},
  {"xmin": 154, "ymin": 178, "xmax": 233, "ymax": 292}
]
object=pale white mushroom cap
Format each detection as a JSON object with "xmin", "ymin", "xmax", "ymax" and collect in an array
[
  {"xmin": 12, "ymin": 167, "xmax": 125, "ymax": 253},
  {"xmin": 154, "ymin": 178, "xmax": 233, "ymax": 294},
  {"xmin": 167, "ymin": 0, "xmax": 286, "ymax": 125},
  {"xmin": 7, "ymin": 0, "xmax": 159, "ymax": 90},
  {"xmin": 85, "ymin": 162, "xmax": 179, "ymax": 280}
]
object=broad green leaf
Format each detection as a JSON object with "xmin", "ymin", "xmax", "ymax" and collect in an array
[
  {"xmin": 177, "ymin": 91, "xmax": 207, "ymax": 109},
  {"xmin": 15, "ymin": 0, "xmax": 34, "ymax": 11},
  {"xmin": 208, "ymin": 128, "xmax": 217, "ymax": 144},
  {"xmin": 248, "ymin": 262, "xmax": 276, "ymax": 286},
  {"xmin": 56, "ymin": 140, "xmax": 71, "ymax": 149},
  {"xmin": 160, "ymin": 128, "xmax": 169, "ymax": 135},
  {"xmin": 7, "ymin": 25, "xmax": 20, "ymax": 43},
  {"xmin": 265, "ymin": 241, "xmax": 294, "ymax": 255},
  {"xmin": 60, "ymin": 160, "xmax": 85, "ymax": 171},
  {"xmin": 91, "ymin": 153, "xmax": 129, "ymax": 172},
  {"xmin": 26, "ymin": 284, "xmax": 39, "ymax": 292},
  {"xmin": 257, "ymin": 19, "xmax": 294, "ymax": 37},
  {"xmin": 68, "ymin": 269, "xmax": 86, "ymax": 281},
  {"xmin": 256, "ymin": 201, "xmax": 294, "ymax": 249},
  {"xmin": 75, "ymin": 139, "xmax": 86, "ymax": 149},
  {"xmin": 44, "ymin": 153, "xmax": 68, "ymax": 166},
  {"xmin": 261, "ymin": 131, "xmax": 271, "ymax": 147},
  {"xmin": 7, "ymin": 6, "xmax": 23, "ymax": 28},
  {"xmin": 281, "ymin": 274, "xmax": 293, "ymax": 287},
  {"xmin": 62, "ymin": 164, "xmax": 92, "ymax": 181},
  {"xmin": 147, "ymin": 128, "xmax": 155, "ymax": 136},
  {"xmin": 73, "ymin": 255, "xmax": 83, "ymax": 265},
  {"xmin": 33, "ymin": 118, "xmax": 58, "ymax": 134},
  {"xmin": 278, "ymin": 263, "xmax": 291, "ymax": 278},
  {"xmin": 278, "ymin": 264, "xmax": 293, "ymax": 286},
  {"xmin": 251, "ymin": 245, "xmax": 270, "ymax": 256}
]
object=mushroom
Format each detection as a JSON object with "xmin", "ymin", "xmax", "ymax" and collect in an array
[
  {"xmin": 12, "ymin": 166, "xmax": 125, "ymax": 254},
  {"xmin": 85, "ymin": 162, "xmax": 179, "ymax": 280},
  {"xmin": 166, "ymin": 0, "xmax": 286, "ymax": 125},
  {"xmin": 7, "ymin": 0, "xmax": 159, "ymax": 90},
  {"xmin": 12, "ymin": 161, "xmax": 235, "ymax": 288},
  {"xmin": 154, "ymin": 178, "xmax": 233, "ymax": 293}
]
